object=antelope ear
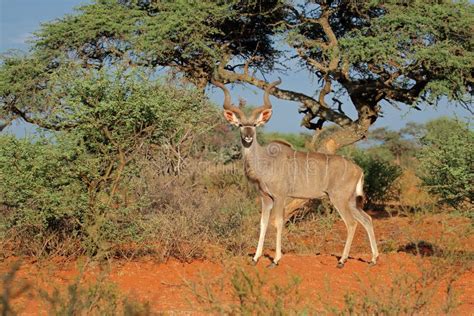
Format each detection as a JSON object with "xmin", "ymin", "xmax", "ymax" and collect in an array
[
  {"xmin": 256, "ymin": 109, "xmax": 272, "ymax": 126},
  {"xmin": 223, "ymin": 110, "xmax": 240, "ymax": 127}
]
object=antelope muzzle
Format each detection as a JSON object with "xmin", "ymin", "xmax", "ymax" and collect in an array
[{"xmin": 240, "ymin": 126, "xmax": 255, "ymax": 147}]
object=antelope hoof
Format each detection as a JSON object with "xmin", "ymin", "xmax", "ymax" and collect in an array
[
  {"xmin": 250, "ymin": 258, "xmax": 258, "ymax": 266},
  {"xmin": 337, "ymin": 261, "xmax": 345, "ymax": 269},
  {"xmin": 267, "ymin": 262, "xmax": 278, "ymax": 269},
  {"xmin": 369, "ymin": 259, "xmax": 377, "ymax": 267}
]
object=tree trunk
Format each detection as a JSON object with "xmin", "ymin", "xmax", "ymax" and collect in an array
[{"xmin": 313, "ymin": 120, "xmax": 372, "ymax": 154}]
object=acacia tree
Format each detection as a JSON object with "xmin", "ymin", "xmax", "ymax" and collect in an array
[{"xmin": 1, "ymin": 0, "xmax": 472, "ymax": 151}]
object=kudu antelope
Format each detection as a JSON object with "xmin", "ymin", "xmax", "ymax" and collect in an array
[{"xmin": 212, "ymin": 79, "xmax": 379, "ymax": 268}]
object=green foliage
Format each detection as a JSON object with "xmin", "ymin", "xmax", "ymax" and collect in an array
[
  {"xmin": 0, "ymin": 52, "xmax": 69, "ymax": 128},
  {"xmin": 0, "ymin": 133, "xmax": 123, "ymax": 257},
  {"xmin": 342, "ymin": 147, "xmax": 402, "ymax": 204},
  {"xmin": 197, "ymin": 122, "xmax": 241, "ymax": 164},
  {"xmin": 229, "ymin": 269, "xmax": 303, "ymax": 315},
  {"xmin": 341, "ymin": 0, "xmax": 473, "ymax": 102},
  {"xmin": 417, "ymin": 118, "xmax": 473, "ymax": 206},
  {"xmin": 1, "ymin": 0, "xmax": 473, "ymax": 268},
  {"xmin": 0, "ymin": 135, "xmax": 91, "ymax": 251},
  {"xmin": 27, "ymin": 0, "xmax": 470, "ymax": 102},
  {"xmin": 29, "ymin": 0, "xmax": 283, "ymax": 85},
  {"xmin": 0, "ymin": 71, "xmax": 219, "ymax": 257}
]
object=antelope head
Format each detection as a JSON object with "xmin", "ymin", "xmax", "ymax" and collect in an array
[{"xmin": 212, "ymin": 79, "xmax": 281, "ymax": 148}]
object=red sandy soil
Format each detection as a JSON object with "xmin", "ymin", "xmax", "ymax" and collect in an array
[{"xmin": 2, "ymin": 214, "xmax": 473, "ymax": 315}]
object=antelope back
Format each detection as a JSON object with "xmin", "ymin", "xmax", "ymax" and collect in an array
[{"xmin": 253, "ymin": 142, "xmax": 363, "ymax": 200}]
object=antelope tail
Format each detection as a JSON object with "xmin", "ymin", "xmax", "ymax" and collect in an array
[{"xmin": 355, "ymin": 174, "xmax": 365, "ymax": 209}]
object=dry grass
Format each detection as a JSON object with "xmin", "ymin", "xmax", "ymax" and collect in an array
[
  {"xmin": 320, "ymin": 252, "xmax": 471, "ymax": 315},
  {"xmin": 1, "ymin": 158, "xmax": 261, "ymax": 263},
  {"xmin": 187, "ymin": 266, "xmax": 306, "ymax": 315},
  {"xmin": 1, "ymin": 261, "xmax": 151, "ymax": 316},
  {"xmin": 132, "ymin": 160, "xmax": 260, "ymax": 262}
]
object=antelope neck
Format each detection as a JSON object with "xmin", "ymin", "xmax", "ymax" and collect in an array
[{"xmin": 242, "ymin": 137, "xmax": 265, "ymax": 179}]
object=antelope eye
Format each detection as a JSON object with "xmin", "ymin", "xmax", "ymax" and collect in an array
[
  {"xmin": 253, "ymin": 124, "xmax": 257, "ymax": 127},
  {"xmin": 238, "ymin": 123, "xmax": 243, "ymax": 127}
]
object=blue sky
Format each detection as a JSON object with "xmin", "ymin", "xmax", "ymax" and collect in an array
[{"xmin": 1, "ymin": 0, "xmax": 471, "ymax": 136}]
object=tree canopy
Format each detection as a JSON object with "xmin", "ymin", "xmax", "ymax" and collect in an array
[{"xmin": 1, "ymin": 0, "xmax": 473, "ymax": 152}]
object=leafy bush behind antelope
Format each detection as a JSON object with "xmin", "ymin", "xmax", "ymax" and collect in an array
[
  {"xmin": 340, "ymin": 147, "xmax": 402, "ymax": 205},
  {"xmin": 0, "ymin": 71, "xmax": 249, "ymax": 260},
  {"xmin": 417, "ymin": 118, "xmax": 473, "ymax": 207}
]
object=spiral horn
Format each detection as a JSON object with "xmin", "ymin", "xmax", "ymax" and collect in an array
[{"xmin": 211, "ymin": 79, "xmax": 244, "ymax": 117}]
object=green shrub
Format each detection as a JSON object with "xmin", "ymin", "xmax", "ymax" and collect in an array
[
  {"xmin": 344, "ymin": 148, "xmax": 402, "ymax": 205},
  {"xmin": 0, "ymin": 134, "xmax": 90, "ymax": 256},
  {"xmin": 0, "ymin": 133, "xmax": 146, "ymax": 257},
  {"xmin": 0, "ymin": 69, "xmax": 220, "ymax": 258},
  {"xmin": 417, "ymin": 118, "xmax": 473, "ymax": 207}
]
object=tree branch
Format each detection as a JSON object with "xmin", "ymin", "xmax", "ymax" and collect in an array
[
  {"xmin": 7, "ymin": 101, "xmax": 76, "ymax": 131},
  {"xmin": 296, "ymin": 5, "xmax": 340, "ymax": 74},
  {"xmin": 215, "ymin": 65, "xmax": 354, "ymax": 128}
]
